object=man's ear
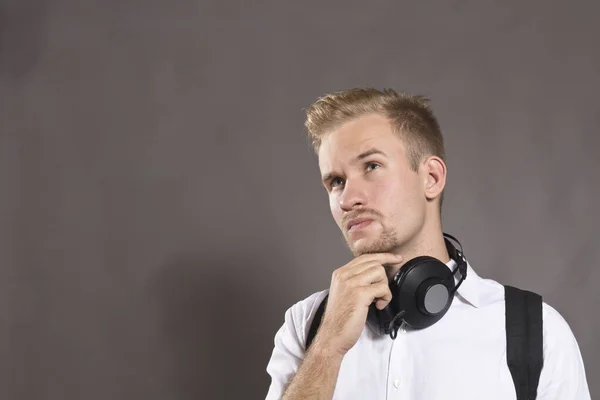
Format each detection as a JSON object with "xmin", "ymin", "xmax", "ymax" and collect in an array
[{"xmin": 423, "ymin": 156, "xmax": 446, "ymax": 200}]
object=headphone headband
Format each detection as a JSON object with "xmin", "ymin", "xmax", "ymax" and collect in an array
[{"xmin": 443, "ymin": 232, "xmax": 468, "ymax": 278}]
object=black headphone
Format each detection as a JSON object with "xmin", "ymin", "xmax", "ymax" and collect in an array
[{"xmin": 366, "ymin": 232, "xmax": 468, "ymax": 339}]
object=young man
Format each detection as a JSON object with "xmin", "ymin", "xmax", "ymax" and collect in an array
[{"xmin": 264, "ymin": 88, "xmax": 590, "ymax": 399}]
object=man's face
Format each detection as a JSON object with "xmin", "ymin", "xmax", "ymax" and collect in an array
[{"xmin": 318, "ymin": 113, "xmax": 430, "ymax": 257}]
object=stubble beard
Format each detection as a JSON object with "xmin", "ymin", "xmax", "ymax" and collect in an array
[{"xmin": 346, "ymin": 225, "xmax": 400, "ymax": 257}]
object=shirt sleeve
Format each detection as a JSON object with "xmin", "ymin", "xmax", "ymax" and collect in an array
[
  {"xmin": 264, "ymin": 290, "xmax": 328, "ymax": 400},
  {"xmin": 536, "ymin": 303, "xmax": 591, "ymax": 400}
]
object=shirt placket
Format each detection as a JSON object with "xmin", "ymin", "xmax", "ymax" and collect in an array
[{"xmin": 386, "ymin": 322, "xmax": 410, "ymax": 399}]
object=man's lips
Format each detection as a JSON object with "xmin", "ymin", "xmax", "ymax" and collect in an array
[{"xmin": 346, "ymin": 218, "xmax": 374, "ymax": 232}]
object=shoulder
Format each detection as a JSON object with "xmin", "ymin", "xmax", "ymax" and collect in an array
[
  {"xmin": 267, "ymin": 288, "xmax": 330, "ymax": 352},
  {"xmin": 475, "ymin": 276, "xmax": 583, "ymax": 346},
  {"xmin": 479, "ymin": 279, "xmax": 589, "ymax": 389},
  {"xmin": 264, "ymin": 289, "xmax": 330, "ymax": 398},
  {"xmin": 537, "ymin": 301, "xmax": 591, "ymax": 397},
  {"xmin": 283, "ymin": 289, "xmax": 329, "ymax": 349},
  {"xmin": 540, "ymin": 301, "xmax": 582, "ymax": 353},
  {"xmin": 495, "ymin": 281, "xmax": 580, "ymax": 343}
]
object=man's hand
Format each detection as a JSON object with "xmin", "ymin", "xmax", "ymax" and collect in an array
[
  {"xmin": 314, "ymin": 253, "xmax": 403, "ymax": 357},
  {"xmin": 281, "ymin": 253, "xmax": 402, "ymax": 400}
]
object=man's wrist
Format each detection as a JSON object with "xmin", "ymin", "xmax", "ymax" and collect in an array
[{"xmin": 308, "ymin": 339, "xmax": 346, "ymax": 364}]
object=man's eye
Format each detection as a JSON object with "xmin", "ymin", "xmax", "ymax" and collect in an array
[{"xmin": 331, "ymin": 178, "xmax": 344, "ymax": 187}]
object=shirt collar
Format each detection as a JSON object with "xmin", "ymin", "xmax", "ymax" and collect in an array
[{"xmin": 446, "ymin": 258, "xmax": 481, "ymax": 308}]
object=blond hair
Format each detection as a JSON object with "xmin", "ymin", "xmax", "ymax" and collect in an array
[{"xmin": 304, "ymin": 87, "xmax": 447, "ymax": 209}]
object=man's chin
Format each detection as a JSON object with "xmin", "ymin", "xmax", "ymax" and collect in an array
[{"xmin": 349, "ymin": 239, "xmax": 396, "ymax": 256}]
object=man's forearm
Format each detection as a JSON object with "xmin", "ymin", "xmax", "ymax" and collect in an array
[{"xmin": 282, "ymin": 342, "xmax": 344, "ymax": 400}]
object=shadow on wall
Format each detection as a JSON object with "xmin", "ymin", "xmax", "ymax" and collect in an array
[
  {"xmin": 148, "ymin": 248, "xmax": 295, "ymax": 399},
  {"xmin": 0, "ymin": 0, "xmax": 48, "ymax": 83}
]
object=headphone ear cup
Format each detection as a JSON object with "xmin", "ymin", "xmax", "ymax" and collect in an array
[
  {"xmin": 416, "ymin": 277, "xmax": 451, "ymax": 315},
  {"xmin": 377, "ymin": 256, "xmax": 455, "ymax": 331}
]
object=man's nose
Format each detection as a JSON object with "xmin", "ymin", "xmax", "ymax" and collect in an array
[{"xmin": 339, "ymin": 180, "xmax": 367, "ymax": 211}]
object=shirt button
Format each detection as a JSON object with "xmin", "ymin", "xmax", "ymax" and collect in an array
[{"xmin": 393, "ymin": 379, "xmax": 401, "ymax": 388}]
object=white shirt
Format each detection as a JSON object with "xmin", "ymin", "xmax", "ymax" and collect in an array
[{"xmin": 265, "ymin": 259, "xmax": 591, "ymax": 399}]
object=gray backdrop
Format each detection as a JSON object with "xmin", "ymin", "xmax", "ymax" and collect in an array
[{"xmin": 1, "ymin": 1, "xmax": 598, "ymax": 399}]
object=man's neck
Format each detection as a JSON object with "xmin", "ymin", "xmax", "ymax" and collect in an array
[{"xmin": 387, "ymin": 229, "xmax": 450, "ymax": 279}]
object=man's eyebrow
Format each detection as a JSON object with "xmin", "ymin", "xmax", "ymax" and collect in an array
[
  {"xmin": 321, "ymin": 148, "xmax": 388, "ymax": 185},
  {"xmin": 355, "ymin": 147, "xmax": 387, "ymax": 161}
]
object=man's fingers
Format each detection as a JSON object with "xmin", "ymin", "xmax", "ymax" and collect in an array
[
  {"xmin": 347, "ymin": 264, "xmax": 389, "ymax": 287},
  {"xmin": 362, "ymin": 281, "xmax": 392, "ymax": 307},
  {"xmin": 343, "ymin": 253, "xmax": 403, "ymax": 279}
]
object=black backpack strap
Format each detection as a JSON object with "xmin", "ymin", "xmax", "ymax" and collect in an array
[
  {"xmin": 305, "ymin": 294, "xmax": 328, "ymax": 351},
  {"xmin": 504, "ymin": 285, "xmax": 544, "ymax": 400}
]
